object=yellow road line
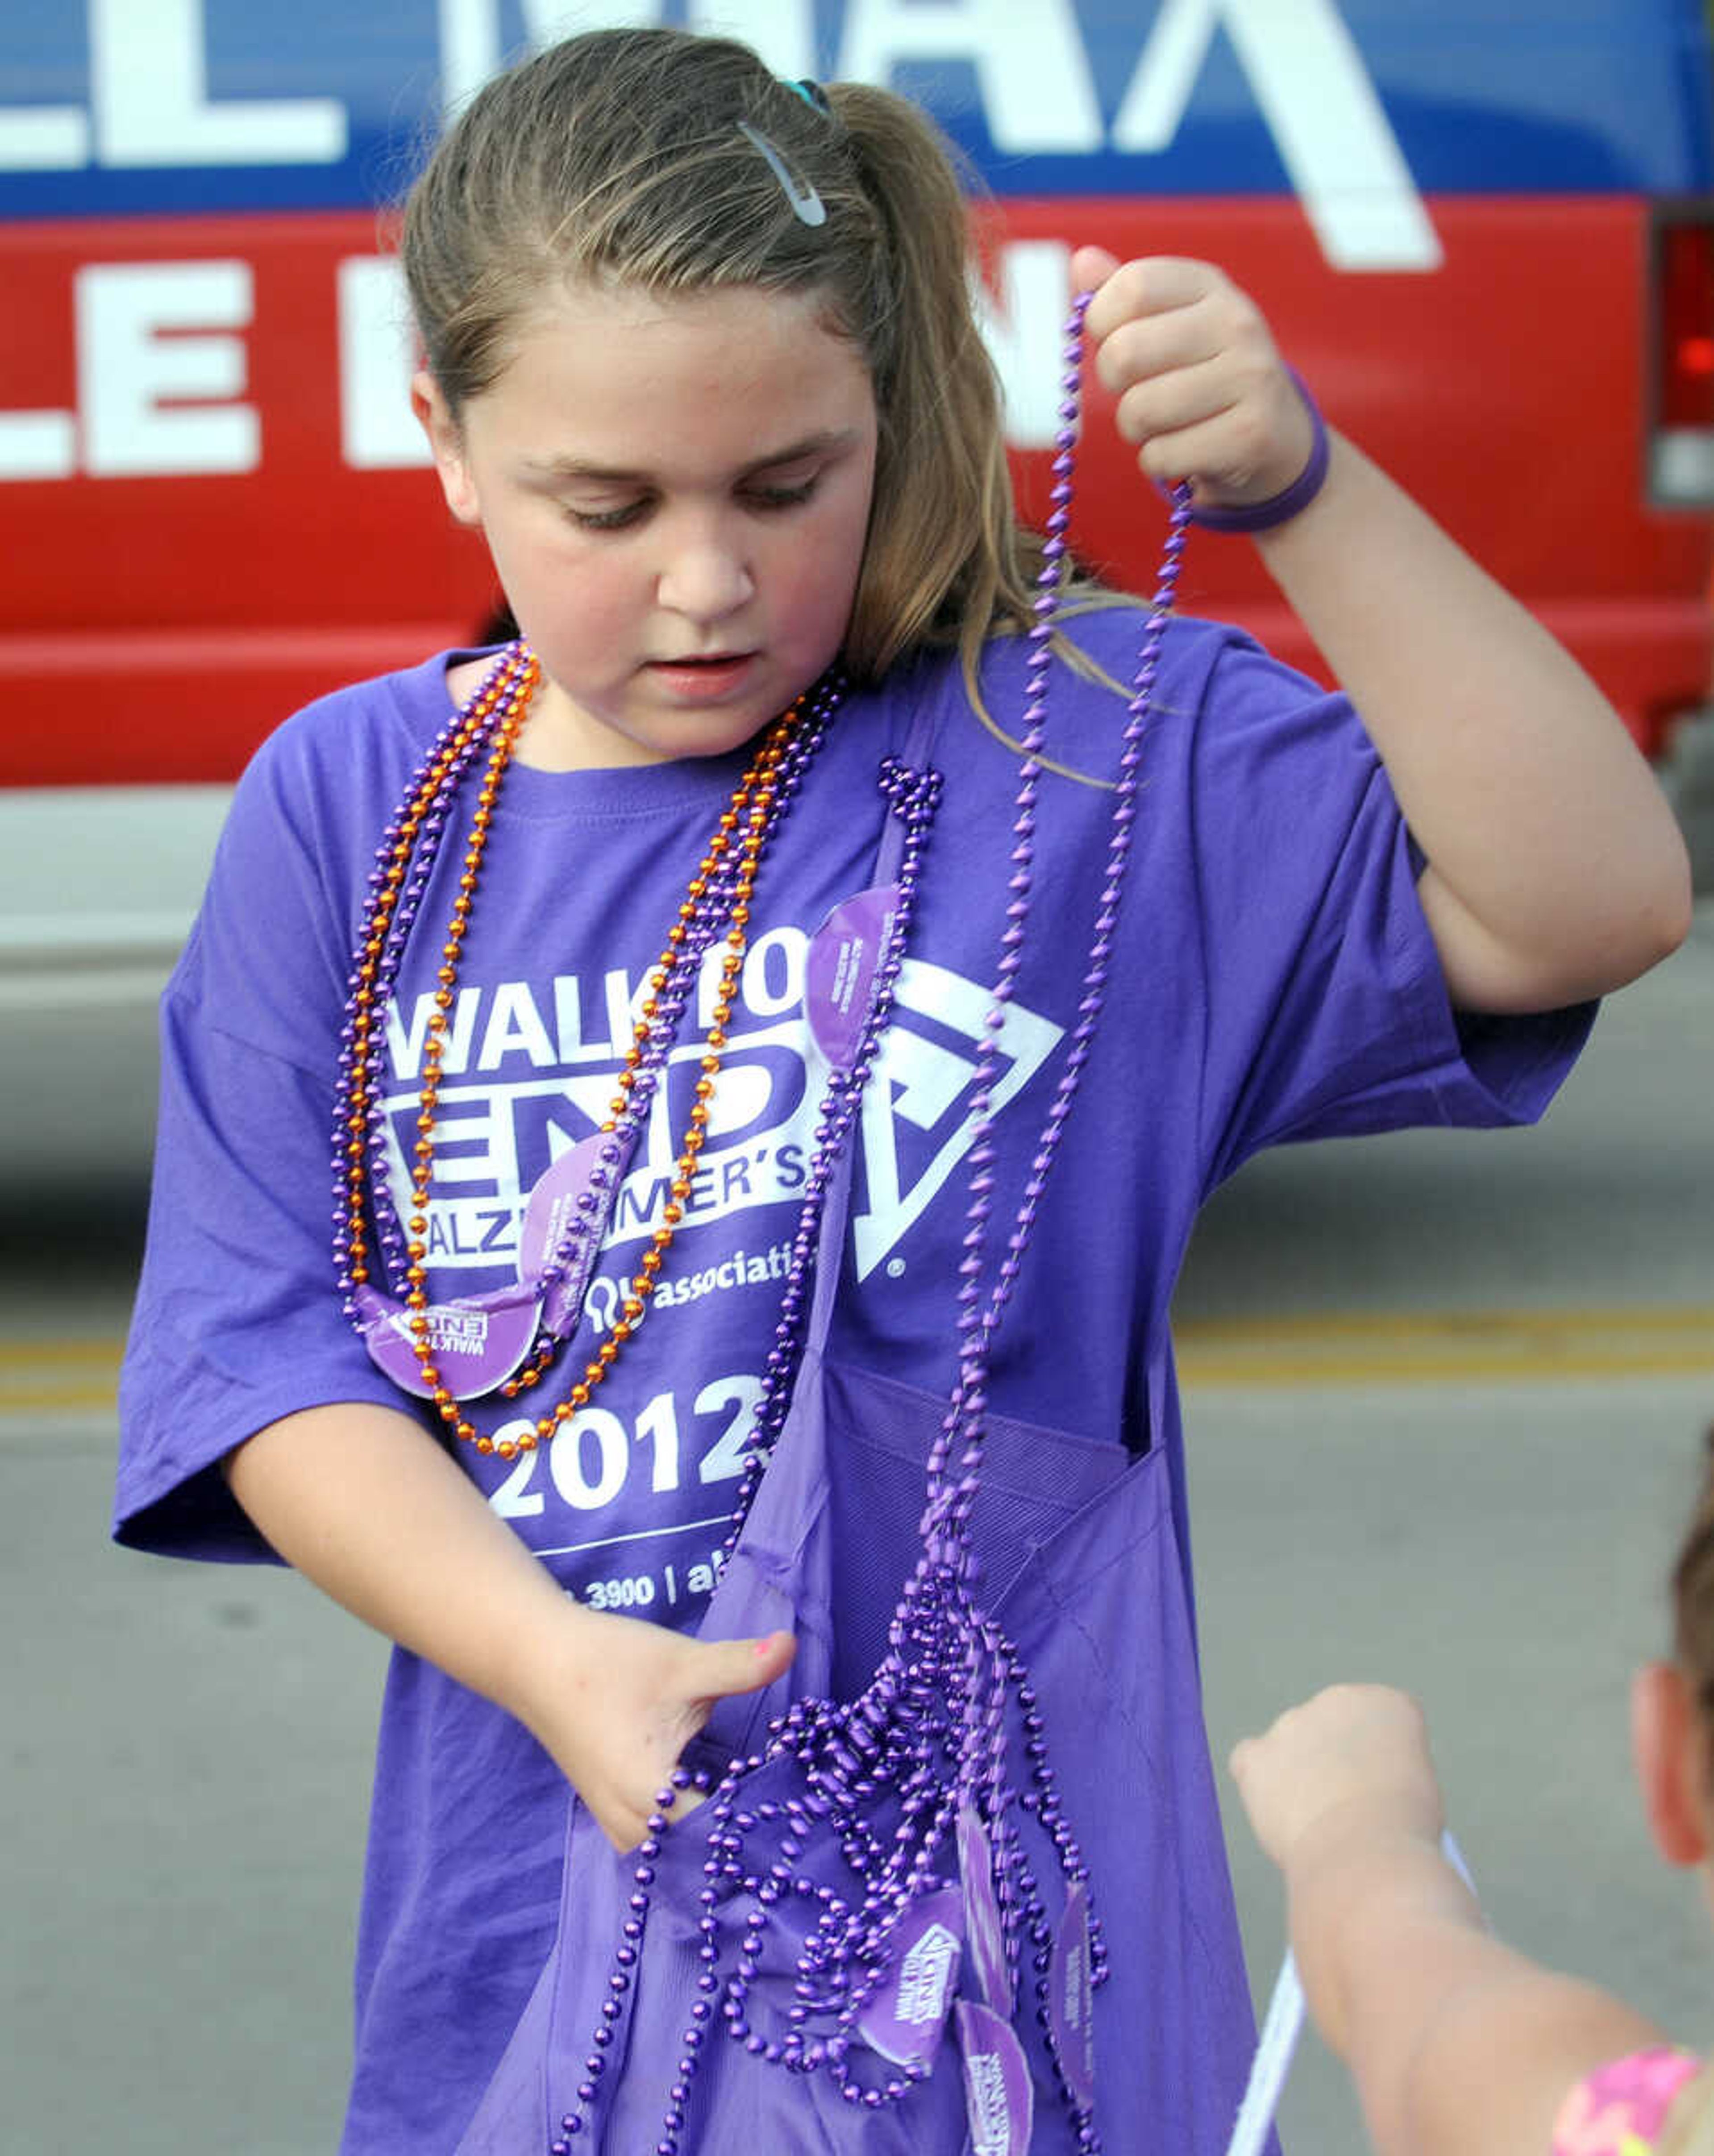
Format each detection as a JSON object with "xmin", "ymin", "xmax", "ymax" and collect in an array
[
  {"xmin": 0, "ymin": 1340, "xmax": 122, "ymax": 1417},
  {"xmin": 1178, "ymin": 1304, "xmax": 1714, "ymax": 1342},
  {"xmin": 0, "ymin": 1386, "xmax": 119, "ymax": 1412},
  {"xmin": 1178, "ymin": 1305, "xmax": 1714, "ymax": 1386},
  {"xmin": 0, "ymin": 1341, "xmax": 124, "ymax": 1371},
  {"xmin": 1, "ymin": 1306, "xmax": 1710, "ymax": 1411}
]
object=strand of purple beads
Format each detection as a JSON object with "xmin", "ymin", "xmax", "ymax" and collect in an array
[
  {"xmin": 548, "ymin": 296, "xmax": 1192, "ymax": 2153},
  {"xmin": 716, "ymin": 750, "xmax": 942, "ymax": 1561},
  {"xmin": 331, "ymin": 666, "xmax": 843, "ymax": 1330},
  {"xmin": 500, "ymin": 671, "xmax": 847, "ymax": 1376},
  {"xmin": 333, "ymin": 652, "xmax": 535, "ymax": 1305}
]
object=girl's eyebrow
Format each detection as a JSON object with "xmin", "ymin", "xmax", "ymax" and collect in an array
[{"xmin": 522, "ymin": 428, "xmax": 862, "ymax": 485}]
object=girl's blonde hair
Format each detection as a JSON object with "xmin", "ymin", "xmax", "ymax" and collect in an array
[{"xmin": 400, "ymin": 25, "xmax": 1060, "ymax": 693}]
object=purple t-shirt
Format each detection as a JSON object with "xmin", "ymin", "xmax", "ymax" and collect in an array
[{"xmin": 116, "ymin": 608, "xmax": 1589, "ymax": 2150}]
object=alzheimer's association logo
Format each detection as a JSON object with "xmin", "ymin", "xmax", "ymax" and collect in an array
[
  {"xmin": 856, "ymin": 1889, "xmax": 963, "ymax": 2067},
  {"xmin": 895, "ymin": 1922, "xmax": 958, "ymax": 2027},
  {"xmin": 957, "ymin": 2000, "xmax": 1034, "ymax": 2156}
]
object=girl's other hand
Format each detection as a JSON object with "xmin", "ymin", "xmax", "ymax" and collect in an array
[
  {"xmin": 1228, "ymin": 1682, "xmax": 1446, "ymax": 1874},
  {"xmin": 530, "ymin": 1607, "xmax": 796, "ymax": 1852},
  {"xmin": 1070, "ymin": 246, "xmax": 1316, "ymax": 515}
]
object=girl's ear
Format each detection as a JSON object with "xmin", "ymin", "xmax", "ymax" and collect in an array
[
  {"xmin": 1632, "ymin": 1660, "xmax": 1710, "ymax": 1867},
  {"xmin": 412, "ymin": 370, "xmax": 483, "ymax": 528}
]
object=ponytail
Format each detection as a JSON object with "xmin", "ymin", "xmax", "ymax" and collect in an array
[{"xmin": 819, "ymin": 82, "xmax": 1049, "ymax": 685}]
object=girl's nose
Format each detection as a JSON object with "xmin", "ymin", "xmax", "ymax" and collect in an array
[{"xmin": 657, "ymin": 533, "xmax": 755, "ymax": 623}]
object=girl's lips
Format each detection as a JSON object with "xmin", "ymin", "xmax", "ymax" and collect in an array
[{"xmin": 645, "ymin": 653, "xmax": 759, "ymax": 701}]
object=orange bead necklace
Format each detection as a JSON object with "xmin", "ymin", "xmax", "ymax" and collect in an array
[{"xmin": 333, "ymin": 642, "xmax": 839, "ymax": 1459}]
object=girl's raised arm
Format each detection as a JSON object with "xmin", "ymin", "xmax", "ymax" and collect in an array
[{"xmin": 1074, "ymin": 247, "xmax": 1693, "ymax": 1015}]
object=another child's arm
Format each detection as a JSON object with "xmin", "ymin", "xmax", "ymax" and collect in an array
[
  {"xmin": 223, "ymin": 1403, "xmax": 794, "ymax": 1850},
  {"xmin": 1073, "ymin": 247, "xmax": 1693, "ymax": 1016},
  {"xmin": 1229, "ymin": 1684, "xmax": 1664, "ymax": 2156}
]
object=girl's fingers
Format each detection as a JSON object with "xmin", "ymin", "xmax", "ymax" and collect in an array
[
  {"xmin": 1225, "ymin": 1687, "xmax": 1445, "ymax": 1867},
  {"xmin": 1119, "ymin": 403, "xmax": 1279, "ymax": 496},
  {"xmin": 569, "ymin": 1623, "xmax": 797, "ymax": 1850},
  {"xmin": 600, "ymin": 1631, "xmax": 799, "ymax": 1850},
  {"xmin": 1069, "ymin": 242, "xmax": 1121, "ymax": 297},
  {"xmin": 685, "ymin": 1627, "xmax": 797, "ymax": 1710},
  {"xmin": 1092, "ymin": 308, "xmax": 1236, "ymax": 400},
  {"xmin": 1116, "ymin": 358, "xmax": 1312, "ymax": 502},
  {"xmin": 1080, "ymin": 255, "xmax": 1223, "ymax": 345},
  {"xmin": 1111, "ymin": 353, "xmax": 1242, "ymax": 452}
]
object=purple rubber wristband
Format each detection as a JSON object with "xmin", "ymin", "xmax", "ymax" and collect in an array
[{"xmin": 1186, "ymin": 366, "xmax": 1329, "ymax": 534}]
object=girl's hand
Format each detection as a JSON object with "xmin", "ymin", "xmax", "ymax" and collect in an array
[
  {"xmin": 529, "ymin": 1607, "xmax": 796, "ymax": 1852},
  {"xmin": 1070, "ymin": 246, "xmax": 1317, "ymax": 516},
  {"xmin": 1228, "ymin": 1682, "xmax": 1446, "ymax": 1874}
]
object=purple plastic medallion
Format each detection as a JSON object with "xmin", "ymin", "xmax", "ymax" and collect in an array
[
  {"xmin": 804, "ymin": 882, "xmax": 899, "ymax": 1070},
  {"xmin": 516, "ymin": 1131, "xmax": 624, "ymax": 1334},
  {"xmin": 1048, "ymin": 1879, "xmax": 1096, "ymax": 2110},
  {"xmin": 353, "ymin": 1279, "xmax": 542, "ymax": 1400},
  {"xmin": 957, "ymin": 1805, "xmax": 1011, "ymax": 2014},
  {"xmin": 955, "ymin": 1998, "xmax": 1034, "ymax": 2156},
  {"xmin": 853, "ymin": 1885, "xmax": 963, "ymax": 2067}
]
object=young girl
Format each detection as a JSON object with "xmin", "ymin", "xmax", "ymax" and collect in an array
[
  {"xmin": 1229, "ymin": 1432, "xmax": 1714, "ymax": 2156},
  {"xmin": 113, "ymin": 25, "xmax": 1689, "ymax": 2156}
]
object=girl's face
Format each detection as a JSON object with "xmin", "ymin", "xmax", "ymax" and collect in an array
[{"xmin": 415, "ymin": 281, "xmax": 879, "ymax": 769}]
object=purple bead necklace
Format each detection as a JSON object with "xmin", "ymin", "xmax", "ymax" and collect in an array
[
  {"xmin": 332, "ymin": 666, "xmax": 847, "ymax": 1440},
  {"xmin": 718, "ymin": 750, "xmax": 942, "ymax": 1556},
  {"xmin": 491, "ymin": 673, "xmax": 848, "ymax": 1400},
  {"xmin": 333, "ymin": 647, "xmax": 540, "ymax": 1308},
  {"xmin": 547, "ymin": 296, "xmax": 1192, "ymax": 2154}
]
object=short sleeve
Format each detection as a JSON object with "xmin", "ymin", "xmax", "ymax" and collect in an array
[
  {"xmin": 1552, "ymin": 2047, "xmax": 1702, "ymax": 2154},
  {"xmin": 114, "ymin": 717, "xmax": 412, "ymax": 1562},
  {"xmin": 115, "ymin": 997, "xmax": 408, "ymax": 1562},
  {"xmin": 1181, "ymin": 636, "xmax": 1594, "ymax": 1190}
]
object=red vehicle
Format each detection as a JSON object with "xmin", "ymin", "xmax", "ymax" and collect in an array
[{"xmin": 1, "ymin": 0, "xmax": 1710, "ymax": 1070}]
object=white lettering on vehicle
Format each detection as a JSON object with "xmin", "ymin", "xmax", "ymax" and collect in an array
[
  {"xmin": 1, "ymin": 3, "xmax": 1434, "ymax": 275},
  {"xmin": 338, "ymin": 257, "xmax": 432, "ymax": 471},
  {"xmin": 0, "ymin": 1, "xmax": 1439, "ymax": 482},
  {"xmin": 77, "ymin": 261, "xmax": 259, "ymax": 476},
  {"xmin": 973, "ymin": 240, "xmax": 1075, "ymax": 451},
  {"xmin": 1112, "ymin": 0, "xmax": 1441, "ymax": 270},
  {"xmin": 0, "ymin": 409, "xmax": 77, "ymax": 485},
  {"xmin": 436, "ymin": 1, "xmax": 819, "ymax": 119},
  {"xmin": 839, "ymin": 0, "xmax": 1102, "ymax": 154},
  {"xmin": 0, "ymin": 0, "xmax": 347, "ymax": 172},
  {"xmin": 0, "ymin": 2, "xmax": 1440, "ymax": 482},
  {"xmin": 0, "ymin": 259, "xmax": 260, "ymax": 483}
]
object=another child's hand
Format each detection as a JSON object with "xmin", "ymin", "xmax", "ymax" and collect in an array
[
  {"xmin": 1228, "ymin": 1682, "xmax": 1445, "ymax": 1875},
  {"xmin": 1070, "ymin": 246, "xmax": 1317, "ymax": 516},
  {"xmin": 533, "ymin": 1607, "xmax": 796, "ymax": 1852}
]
